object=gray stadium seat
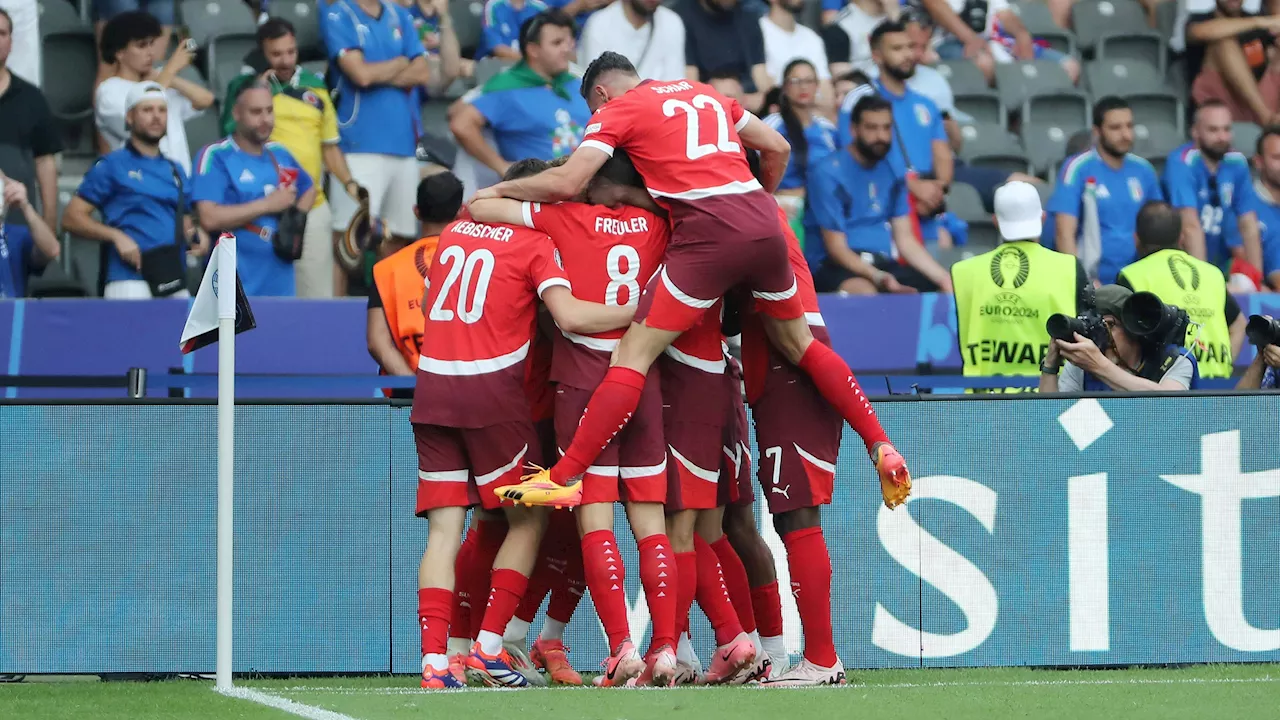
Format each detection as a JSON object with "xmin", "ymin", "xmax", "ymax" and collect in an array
[
  {"xmin": 948, "ymin": 182, "xmax": 1000, "ymax": 246},
  {"xmin": 180, "ymin": 0, "xmax": 257, "ymax": 47},
  {"xmin": 954, "ymin": 92, "xmax": 1004, "ymax": 128},
  {"xmin": 800, "ymin": 0, "xmax": 822, "ymax": 31},
  {"xmin": 1085, "ymin": 58, "xmax": 1164, "ymax": 100},
  {"xmin": 1126, "ymin": 92, "xmax": 1183, "ymax": 135},
  {"xmin": 421, "ymin": 100, "xmax": 449, "ymax": 135},
  {"xmin": 1232, "ymin": 122, "xmax": 1263, "ymax": 157},
  {"xmin": 1071, "ymin": 0, "xmax": 1150, "ymax": 53},
  {"xmin": 994, "ymin": 60, "xmax": 1074, "ymax": 113},
  {"xmin": 268, "ymin": 1, "xmax": 324, "ymax": 61},
  {"xmin": 186, "ymin": 110, "xmax": 225, "ymax": 155},
  {"xmin": 969, "ymin": 152, "xmax": 1032, "ymax": 175},
  {"xmin": 38, "ymin": 0, "xmax": 86, "ymax": 34},
  {"xmin": 1011, "ymin": 1, "xmax": 1077, "ymax": 55},
  {"xmin": 301, "ymin": 60, "xmax": 329, "ymax": 77},
  {"xmin": 1097, "ymin": 31, "xmax": 1166, "ymax": 74},
  {"xmin": 959, "ymin": 123, "xmax": 1020, "ymax": 161},
  {"xmin": 42, "ymin": 32, "xmax": 95, "ymax": 123},
  {"xmin": 474, "ymin": 56, "xmax": 514, "ymax": 86},
  {"xmin": 450, "ymin": 0, "xmax": 484, "ymax": 58},
  {"xmin": 209, "ymin": 33, "xmax": 259, "ymax": 102},
  {"xmin": 1023, "ymin": 123, "xmax": 1073, "ymax": 176},
  {"xmin": 937, "ymin": 60, "xmax": 989, "ymax": 96},
  {"xmin": 1022, "ymin": 90, "xmax": 1089, "ymax": 132},
  {"xmin": 1132, "ymin": 121, "xmax": 1185, "ymax": 160},
  {"xmin": 1036, "ymin": 181, "xmax": 1054, "ymax": 209},
  {"xmin": 1155, "ymin": 0, "xmax": 1178, "ymax": 40}
]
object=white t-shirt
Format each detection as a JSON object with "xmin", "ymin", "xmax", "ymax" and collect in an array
[
  {"xmin": 833, "ymin": 3, "xmax": 884, "ymax": 74},
  {"xmin": 580, "ymin": 2, "xmax": 687, "ymax": 81},
  {"xmin": 0, "ymin": 0, "xmax": 40, "ymax": 86},
  {"xmin": 939, "ymin": 0, "xmax": 1010, "ymax": 39},
  {"xmin": 760, "ymin": 16, "xmax": 831, "ymax": 83},
  {"xmin": 95, "ymin": 77, "xmax": 203, "ymax": 176}
]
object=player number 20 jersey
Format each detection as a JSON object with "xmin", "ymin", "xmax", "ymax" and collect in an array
[{"xmin": 410, "ymin": 219, "xmax": 569, "ymax": 429}]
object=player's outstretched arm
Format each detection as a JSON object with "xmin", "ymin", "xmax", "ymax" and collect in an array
[
  {"xmin": 476, "ymin": 146, "xmax": 611, "ymax": 203},
  {"xmin": 468, "ymin": 198, "xmax": 528, "ymax": 226},
  {"xmin": 541, "ymin": 286, "xmax": 636, "ymax": 334},
  {"xmin": 736, "ymin": 114, "xmax": 791, "ymax": 194}
]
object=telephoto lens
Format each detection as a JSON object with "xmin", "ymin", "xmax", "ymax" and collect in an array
[
  {"xmin": 1245, "ymin": 314, "xmax": 1280, "ymax": 347},
  {"xmin": 1046, "ymin": 314, "xmax": 1083, "ymax": 342},
  {"xmin": 1121, "ymin": 292, "xmax": 1190, "ymax": 346}
]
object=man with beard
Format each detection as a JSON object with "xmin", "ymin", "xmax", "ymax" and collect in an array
[
  {"xmin": 760, "ymin": 0, "xmax": 833, "ymax": 111},
  {"xmin": 579, "ymin": 0, "xmax": 687, "ymax": 81},
  {"xmin": 1047, "ymin": 96, "xmax": 1163, "ymax": 285},
  {"xmin": 676, "ymin": 0, "xmax": 773, "ymax": 111},
  {"xmin": 1251, "ymin": 127, "xmax": 1280, "ymax": 290},
  {"xmin": 63, "ymin": 82, "xmax": 199, "ymax": 298},
  {"xmin": 809, "ymin": 94, "xmax": 952, "ymax": 294},
  {"xmin": 837, "ymin": 19, "xmax": 953, "ymax": 247},
  {"xmin": 1184, "ymin": 0, "xmax": 1280, "ymax": 126},
  {"xmin": 1162, "ymin": 101, "xmax": 1263, "ymax": 280},
  {"xmin": 192, "ymin": 84, "xmax": 317, "ymax": 296}
]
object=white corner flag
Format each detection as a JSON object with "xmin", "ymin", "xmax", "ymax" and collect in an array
[{"xmin": 180, "ymin": 235, "xmax": 256, "ymax": 354}]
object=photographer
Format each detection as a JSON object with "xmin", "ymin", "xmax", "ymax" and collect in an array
[
  {"xmin": 1040, "ymin": 285, "xmax": 1199, "ymax": 392},
  {"xmin": 1236, "ymin": 316, "xmax": 1280, "ymax": 389}
]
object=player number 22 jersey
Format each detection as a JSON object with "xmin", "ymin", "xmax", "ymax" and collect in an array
[{"xmin": 410, "ymin": 219, "xmax": 569, "ymax": 429}]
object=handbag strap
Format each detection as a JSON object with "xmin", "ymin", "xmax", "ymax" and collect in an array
[{"xmin": 168, "ymin": 159, "xmax": 186, "ymax": 250}]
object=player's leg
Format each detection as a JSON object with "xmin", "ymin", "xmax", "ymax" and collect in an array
[
  {"xmin": 699, "ymin": 509, "xmax": 769, "ymax": 684},
  {"xmin": 691, "ymin": 510, "xmax": 756, "ymax": 685},
  {"xmin": 413, "ymin": 423, "xmax": 474, "ymax": 689},
  {"xmin": 529, "ymin": 511, "xmax": 585, "ymax": 685},
  {"xmin": 723, "ymin": 502, "xmax": 788, "ymax": 674}
]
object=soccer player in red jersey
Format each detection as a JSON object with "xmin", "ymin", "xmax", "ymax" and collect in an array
[
  {"xmin": 470, "ymin": 151, "xmax": 683, "ymax": 687},
  {"xmin": 476, "ymin": 51, "xmax": 911, "ymax": 513},
  {"xmin": 411, "ymin": 194, "xmax": 635, "ymax": 689}
]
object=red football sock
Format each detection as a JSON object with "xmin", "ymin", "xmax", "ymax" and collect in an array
[
  {"xmin": 675, "ymin": 551, "xmax": 697, "ymax": 639},
  {"xmin": 480, "ymin": 568, "xmax": 529, "ymax": 637},
  {"xmin": 419, "ymin": 587, "xmax": 452, "ymax": 656},
  {"xmin": 467, "ymin": 520, "xmax": 507, "ymax": 639},
  {"xmin": 449, "ymin": 533, "xmax": 478, "ymax": 639},
  {"xmin": 783, "ymin": 527, "xmax": 836, "ymax": 667},
  {"xmin": 710, "ymin": 536, "xmax": 756, "ymax": 635},
  {"xmin": 550, "ymin": 367, "xmax": 647, "ymax": 485},
  {"xmin": 638, "ymin": 534, "xmax": 677, "ymax": 652},
  {"xmin": 515, "ymin": 555, "xmax": 556, "ymax": 624},
  {"xmin": 751, "ymin": 581, "xmax": 785, "ymax": 639},
  {"xmin": 548, "ymin": 535, "xmax": 585, "ymax": 624},
  {"xmin": 797, "ymin": 342, "xmax": 889, "ymax": 453},
  {"xmin": 694, "ymin": 535, "xmax": 745, "ymax": 646},
  {"xmin": 581, "ymin": 530, "xmax": 630, "ymax": 651}
]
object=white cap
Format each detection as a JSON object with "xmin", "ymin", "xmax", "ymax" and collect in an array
[
  {"xmin": 994, "ymin": 181, "xmax": 1042, "ymax": 241},
  {"xmin": 126, "ymin": 81, "xmax": 167, "ymax": 111}
]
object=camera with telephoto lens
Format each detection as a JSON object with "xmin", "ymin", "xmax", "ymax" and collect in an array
[
  {"xmin": 1121, "ymin": 291, "xmax": 1191, "ymax": 348},
  {"xmin": 1046, "ymin": 286, "xmax": 1108, "ymax": 347},
  {"xmin": 1246, "ymin": 314, "xmax": 1280, "ymax": 347}
]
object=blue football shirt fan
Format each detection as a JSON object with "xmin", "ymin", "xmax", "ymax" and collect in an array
[
  {"xmin": 479, "ymin": 0, "xmax": 549, "ymax": 58},
  {"xmin": 1046, "ymin": 98, "xmax": 1163, "ymax": 285},
  {"xmin": 192, "ymin": 138, "xmax": 314, "ymax": 297}
]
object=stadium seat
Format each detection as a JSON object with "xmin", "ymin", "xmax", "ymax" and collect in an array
[
  {"xmin": 450, "ymin": 0, "xmax": 484, "ymax": 58},
  {"xmin": 1126, "ymin": 92, "xmax": 1183, "ymax": 135},
  {"xmin": 1071, "ymin": 0, "xmax": 1149, "ymax": 53},
  {"xmin": 1132, "ymin": 121, "xmax": 1184, "ymax": 160},
  {"xmin": 1035, "ymin": 180, "xmax": 1054, "ymax": 209},
  {"xmin": 1097, "ymin": 31, "xmax": 1166, "ymax": 75},
  {"xmin": 26, "ymin": 262, "xmax": 87, "ymax": 298},
  {"xmin": 959, "ymin": 123, "xmax": 1020, "ymax": 160},
  {"xmin": 937, "ymin": 60, "xmax": 989, "ymax": 96},
  {"xmin": 1232, "ymin": 122, "xmax": 1263, "ymax": 157},
  {"xmin": 42, "ymin": 32, "xmax": 95, "ymax": 124},
  {"xmin": 969, "ymin": 152, "xmax": 1032, "ymax": 175},
  {"xmin": 1155, "ymin": 0, "xmax": 1178, "ymax": 40},
  {"xmin": 186, "ymin": 110, "xmax": 225, "ymax": 154},
  {"xmin": 1085, "ymin": 58, "xmax": 1164, "ymax": 100},
  {"xmin": 948, "ymin": 181, "xmax": 999, "ymax": 246},
  {"xmin": 954, "ymin": 92, "xmax": 1004, "ymax": 128},
  {"xmin": 66, "ymin": 235, "xmax": 101, "ymax": 297},
  {"xmin": 209, "ymin": 33, "xmax": 259, "ymax": 102},
  {"xmin": 180, "ymin": 0, "xmax": 257, "ymax": 47},
  {"xmin": 799, "ymin": 0, "xmax": 821, "ymax": 31},
  {"xmin": 37, "ymin": 0, "xmax": 86, "ymax": 34},
  {"xmin": 995, "ymin": 61, "xmax": 1073, "ymax": 114},
  {"xmin": 300, "ymin": 60, "xmax": 328, "ymax": 77},
  {"xmin": 268, "ymin": 0, "xmax": 324, "ymax": 61},
  {"xmin": 474, "ymin": 56, "xmax": 515, "ymax": 86},
  {"xmin": 1011, "ymin": 1, "xmax": 1077, "ymax": 55},
  {"xmin": 1022, "ymin": 123, "xmax": 1072, "ymax": 177},
  {"xmin": 1022, "ymin": 90, "xmax": 1089, "ymax": 131}
]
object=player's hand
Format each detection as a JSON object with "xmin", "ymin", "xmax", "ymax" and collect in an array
[
  {"xmin": 265, "ymin": 183, "xmax": 299, "ymax": 213},
  {"xmin": 470, "ymin": 185, "xmax": 503, "ymax": 203},
  {"xmin": 112, "ymin": 232, "xmax": 143, "ymax": 270}
]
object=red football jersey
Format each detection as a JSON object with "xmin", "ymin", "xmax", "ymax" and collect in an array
[
  {"xmin": 580, "ymin": 80, "xmax": 760, "ymax": 212},
  {"xmin": 740, "ymin": 205, "xmax": 826, "ymax": 404},
  {"xmin": 520, "ymin": 200, "xmax": 668, "ymax": 386},
  {"xmin": 410, "ymin": 219, "xmax": 570, "ymax": 428}
]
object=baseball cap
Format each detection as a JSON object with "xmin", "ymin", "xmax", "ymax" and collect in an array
[
  {"xmin": 126, "ymin": 81, "xmax": 166, "ymax": 111},
  {"xmin": 1094, "ymin": 284, "xmax": 1132, "ymax": 318},
  {"xmin": 994, "ymin": 181, "xmax": 1043, "ymax": 241}
]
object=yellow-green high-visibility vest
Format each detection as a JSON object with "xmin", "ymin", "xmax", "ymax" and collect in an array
[{"xmin": 1118, "ymin": 248, "xmax": 1232, "ymax": 379}]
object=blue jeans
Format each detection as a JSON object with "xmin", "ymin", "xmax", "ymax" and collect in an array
[{"xmin": 936, "ymin": 37, "xmax": 1070, "ymax": 66}]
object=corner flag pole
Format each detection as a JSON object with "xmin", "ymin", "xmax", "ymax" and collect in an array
[{"xmin": 215, "ymin": 238, "xmax": 237, "ymax": 692}]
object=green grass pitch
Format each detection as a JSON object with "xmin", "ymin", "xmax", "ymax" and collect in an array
[{"xmin": 3, "ymin": 665, "xmax": 1280, "ymax": 720}]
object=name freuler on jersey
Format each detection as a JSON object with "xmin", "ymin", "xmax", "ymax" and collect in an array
[
  {"xmin": 594, "ymin": 215, "xmax": 649, "ymax": 235},
  {"xmin": 452, "ymin": 221, "xmax": 514, "ymax": 242}
]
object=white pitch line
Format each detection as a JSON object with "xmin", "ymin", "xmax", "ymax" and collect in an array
[
  {"xmin": 266, "ymin": 675, "xmax": 1279, "ymax": 696},
  {"xmin": 218, "ymin": 685, "xmax": 365, "ymax": 720}
]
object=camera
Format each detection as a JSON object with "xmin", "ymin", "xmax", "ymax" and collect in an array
[
  {"xmin": 1047, "ymin": 308, "xmax": 1107, "ymax": 346},
  {"xmin": 1121, "ymin": 292, "xmax": 1191, "ymax": 348},
  {"xmin": 1246, "ymin": 314, "xmax": 1280, "ymax": 347}
]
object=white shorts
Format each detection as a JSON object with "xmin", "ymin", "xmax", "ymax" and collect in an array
[
  {"xmin": 329, "ymin": 154, "xmax": 418, "ymax": 237},
  {"xmin": 103, "ymin": 280, "xmax": 190, "ymax": 299},
  {"xmin": 294, "ymin": 201, "xmax": 334, "ymax": 298}
]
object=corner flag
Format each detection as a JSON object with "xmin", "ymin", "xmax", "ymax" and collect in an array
[{"xmin": 180, "ymin": 235, "xmax": 257, "ymax": 354}]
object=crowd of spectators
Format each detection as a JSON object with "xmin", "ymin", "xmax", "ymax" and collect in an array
[{"xmin": 2, "ymin": 0, "xmax": 1280, "ymax": 302}]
